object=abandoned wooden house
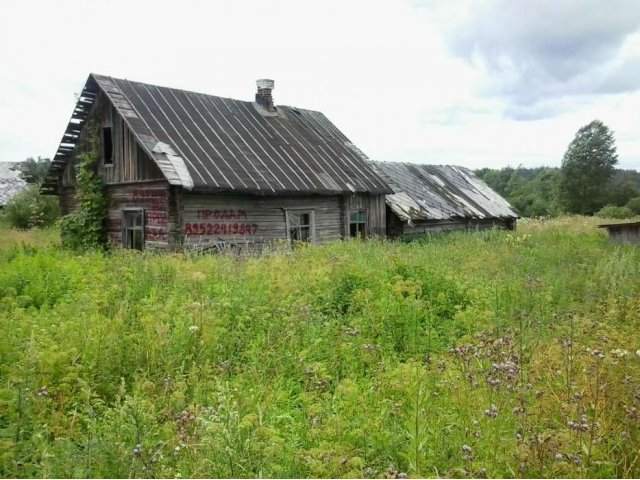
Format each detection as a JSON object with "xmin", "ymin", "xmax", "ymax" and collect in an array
[
  {"xmin": 370, "ymin": 161, "xmax": 519, "ymax": 238},
  {"xmin": 42, "ymin": 74, "xmax": 392, "ymax": 251},
  {"xmin": 598, "ymin": 221, "xmax": 640, "ymax": 244}
]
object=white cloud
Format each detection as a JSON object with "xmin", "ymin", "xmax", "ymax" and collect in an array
[{"xmin": 1, "ymin": 0, "xmax": 639, "ymax": 170}]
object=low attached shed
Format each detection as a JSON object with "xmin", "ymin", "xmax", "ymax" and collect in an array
[
  {"xmin": 370, "ymin": 161, "xmax": 519, "ymax": 238},
  {"xmin": 43, "ymin": 74, "xmax": 392, "ymax": 252}
]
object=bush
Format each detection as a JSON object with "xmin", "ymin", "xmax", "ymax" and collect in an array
[
  {"xmin": 625, "ymin": 196, "xmax": 640, "ymax": 215},
  {"xmin": 595, "ymin": 204, "xmax": 634, "ymax": 219},
  {"xmin": 1, "ymin": 183, "xmax": 59, "ymax": 229}
]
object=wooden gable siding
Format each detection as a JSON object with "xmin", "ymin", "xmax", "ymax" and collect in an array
[
  {"xmin": 98, "ymin": 94, "xmax": 164, "ymax": 184},
  {"xmin": 61, "ymin": 91, "xmax": 164, "ymax": 192}
]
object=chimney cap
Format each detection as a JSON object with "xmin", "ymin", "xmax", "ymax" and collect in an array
[{"xmin": 256, "ymin": 79, "xmax": 274, "ymax": 90}]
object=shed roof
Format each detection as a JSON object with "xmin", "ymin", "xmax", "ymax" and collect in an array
[
  {"xmin": 597, "ymin": 221, "xmax": 640, "ymax": 229},
  {"xmin": 370, "ymin": 161, "xmax": 519, "ymax": 222},
  {"xmin": 0, "ymin": 162, "xmax": 27, "ymax": 207},
  {"xmin": 44, "ymin": 74, "xmax": 391, "ymax": 196}
]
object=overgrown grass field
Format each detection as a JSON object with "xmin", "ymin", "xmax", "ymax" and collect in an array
[{"xmin": 1, "ymin": 217, "xmax": 639, "ymax": 478}]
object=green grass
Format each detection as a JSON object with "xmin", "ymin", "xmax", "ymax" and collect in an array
[{"xmin": 0, "ymin": 218, "xmax": 639, "ymax": 478}]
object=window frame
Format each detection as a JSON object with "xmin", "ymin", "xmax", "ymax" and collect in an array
[
  {"xmin": 102, "ymin": 126, "xmax": 114, "ymax": 166},
  {"xmin": 348, "ymin": 208, "xmax": 368, "ymax": 239},
  {"xmin": 122, "ymin": 208, "xmax": 145, "ymax": 250},
  {"xmin": 285, "ymin": 209, "xmax": 316, "ymax": 244}
]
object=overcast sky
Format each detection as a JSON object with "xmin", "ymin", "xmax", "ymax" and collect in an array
[{"xmin": 2, "ymin": 0, "xmax": 640, "ymax": 170}]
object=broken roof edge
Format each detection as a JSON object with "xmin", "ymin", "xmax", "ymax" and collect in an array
[
  {"xmin": 91, "ymin": 73, "xmax": 194, "ymax": 190},
  {"xmin": 370, "ymin": 160, "xmax": 520, "ymax": 222}
]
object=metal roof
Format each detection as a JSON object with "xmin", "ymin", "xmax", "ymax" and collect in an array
[
  {"xmin": 370, "ymin": 161, "xmax": 519, "ymax": 222},
  {"xmin": 0, "ymin": 162, "xmax": 28, "ymax": 206},
  {"xmin": 44, "ymin": 74, "xmax": 391, "ymax": 196}
]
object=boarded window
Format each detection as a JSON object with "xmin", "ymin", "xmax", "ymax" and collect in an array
[
  {"xmin": 349, "ymin": 209, "xmax": 367, "ymax": 238},
  {"xmin": 286, "ymin": 210, "xmax": 314, "ymax": 243},
  {"xmin": 122, "ymin": 209, "xmax": 144, "ymax": 250},
  {"xmin": 102, "ymin": 127, "xmax": 113, "ymax": 165}
]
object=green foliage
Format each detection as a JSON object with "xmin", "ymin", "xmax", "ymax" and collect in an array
[
  {"xmin": 18, "ymin": 156, "xmax": 51, "ymax": 184},
  {"xmin": 476, "ymin": 166, "xmax": 561, "ymax": 217},
  {"xmin": 1, "ymin": 183, "xmax": 59, "ymax": 229},
  {"xmin": 559, "ymin": 120, "xmax": 619, "ymax": 215},
  {"xmin": 1, "ymin": 220, "xmax": 640, "ymax": 478},
  {"xmin": 625, "ymin": 196, "xmax": 640, "ymax": 215},
  {"xmin": 59, "ymin": 124, "xmax": 108, "ymax": 251},
  {"xmin": 596, "ymin": 205, "xmax": 634, "ymax": 219}
]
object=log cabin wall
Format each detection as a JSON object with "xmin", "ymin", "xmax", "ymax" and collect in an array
[
  {"xmin": 345, "ymin": 193, "xmax": 386, "ymax": 238},
  {"xmin": 389, "ymin": 213, "xmax": 516, "ymax": 240},
  {"xmin": 179, "ymin": 193, "xmax": 345, "ymax": 252},
  {"xmin": 105, "ymin": 181, "xmax": 172, "ymax": 251}
]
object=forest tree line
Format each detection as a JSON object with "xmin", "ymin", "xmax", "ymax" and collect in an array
[{"xmin": 475, "ymin": 166, "xmax": 640, "ymax": 218}]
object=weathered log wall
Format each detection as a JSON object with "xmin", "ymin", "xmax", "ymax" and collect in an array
[
  {"xmin": 179, "ymin": 193, "xmax": 341, "ymax": 252},
  {"xmin": 105, "ymin": 181, "xmax": 172, "ymax": 251}
]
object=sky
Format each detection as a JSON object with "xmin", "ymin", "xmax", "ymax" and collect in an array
[{"xmin": 1, "ymin": 0, "xmax": 640, "ymax": 170}]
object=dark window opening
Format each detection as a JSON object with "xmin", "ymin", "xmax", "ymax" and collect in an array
[
  {"xmin": 349, "ymin": 210, "xmax": 367, "ymax": 238},
  {"xmin": 102, "ymin": 127, "xmax": 113, "ymax": 165},
  {"xmin": 287, "ymin": 211, "xmax": 313, "ymax": 243},
  {"xmin": 123, "ymin": 209, "xmax": 144, "ymax": 250}
]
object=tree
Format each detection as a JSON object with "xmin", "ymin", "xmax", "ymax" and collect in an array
[
  {"xmin": 19, "ymin": 156, "xmax": 51, "ymax": 184},
  {"xmin": 559, "ymin": 120, "xmax": 618, "ymax": 215}
]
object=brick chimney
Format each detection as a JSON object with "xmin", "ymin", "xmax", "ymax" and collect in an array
[{"xmin": 256, "ymin": 79, "xmax": 275, "ymax": 111}]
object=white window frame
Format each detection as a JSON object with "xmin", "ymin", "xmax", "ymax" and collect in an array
[
  {"xmin": 122, "ymin": 208, "xmax": 145, "ymax": 250},
  {"xmin": 285, "ymin": 209, "xmax": 316, "ymax": 243}
]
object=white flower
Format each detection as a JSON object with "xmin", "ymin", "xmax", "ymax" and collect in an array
[
  {"xmin": 188, "ymin": 325, "xmax": 200, "ymax": 333},
  {"xmin": 611, "ymin": 349, "xmax": 628, "ymax": 358}
]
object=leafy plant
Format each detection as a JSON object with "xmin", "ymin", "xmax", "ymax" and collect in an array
[
  {"xmin": 1, "ymin": 183, "xmax": 59, "ymax": 229},
  {"xmin": 596, "ymin": 205, "xmax": 634, "ymax": 219},
  {"xmin": 59, "ymin": 122, "xmax": 108, "ymax": 251}
]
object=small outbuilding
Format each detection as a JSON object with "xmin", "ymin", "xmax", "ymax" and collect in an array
[
  {"xmin": 43, "ymin": 74, "xmax": 392, "ymax": 252},
  {"xmin": 370, "ymin": 161, "xmax": 519, "ymax": 238},
  {"xmin": 598, "ymin": 221, "xmax": 640, "ymax": 244}
]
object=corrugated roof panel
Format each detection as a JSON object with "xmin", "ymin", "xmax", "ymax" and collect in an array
[{"xmin": 371, "ymin": 161, "xmax": 519, "ymax": 222}]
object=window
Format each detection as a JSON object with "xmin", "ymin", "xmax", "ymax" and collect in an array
[
  {"xmin": 349, "ymin": 210, "xmax": 367, "ymax": 238},
  {"xmin": 286, "ymin": 210, "xmax": 314, "ymax": 243},
  {"xmin": 102, "ymin": 127, "xmax": 113, "ymax": 165},
  {"xmin": 122, "ymin": 209, "xmax": 144, "ymax": 250}
]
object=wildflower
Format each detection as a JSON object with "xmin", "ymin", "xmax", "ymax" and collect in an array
[
  {"xmin": 172, "ymin": 445, "xmax": 180, "ymax": 457},
  {"xmin": 554, "ymin": 453, "xmax": 564, "ymax": 461},
  {"xmin": 36, "ymin": 386, "xmax": 48, "ymax": 397},
  {"xmin": 133, "ymin": 444, "xmax": 142, "ymax": 456},
  {"xmin": 363, "ymin": 343, "xmax": 376, "ymax": 351},
  {"xmin": 512, "ymin": 406, "xmax": 524, "ymax": 415},
  {"xmin": 515, "ymin": 432, "xmax": 522, "ymax": 441},
  {"xmin": 611, "ymin": 349, "xmax": 628, "ymax": 358},
  {"xmin": 462, "ymin": 444, "xmax": 473, "ymax": 453},
  {"xmin": 188, "ymin": 325, "xmax": 199, "ymax": 333},
  {"xmin": 636, "ymin": 350, "xmax": 640, "ymax": 358}
]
